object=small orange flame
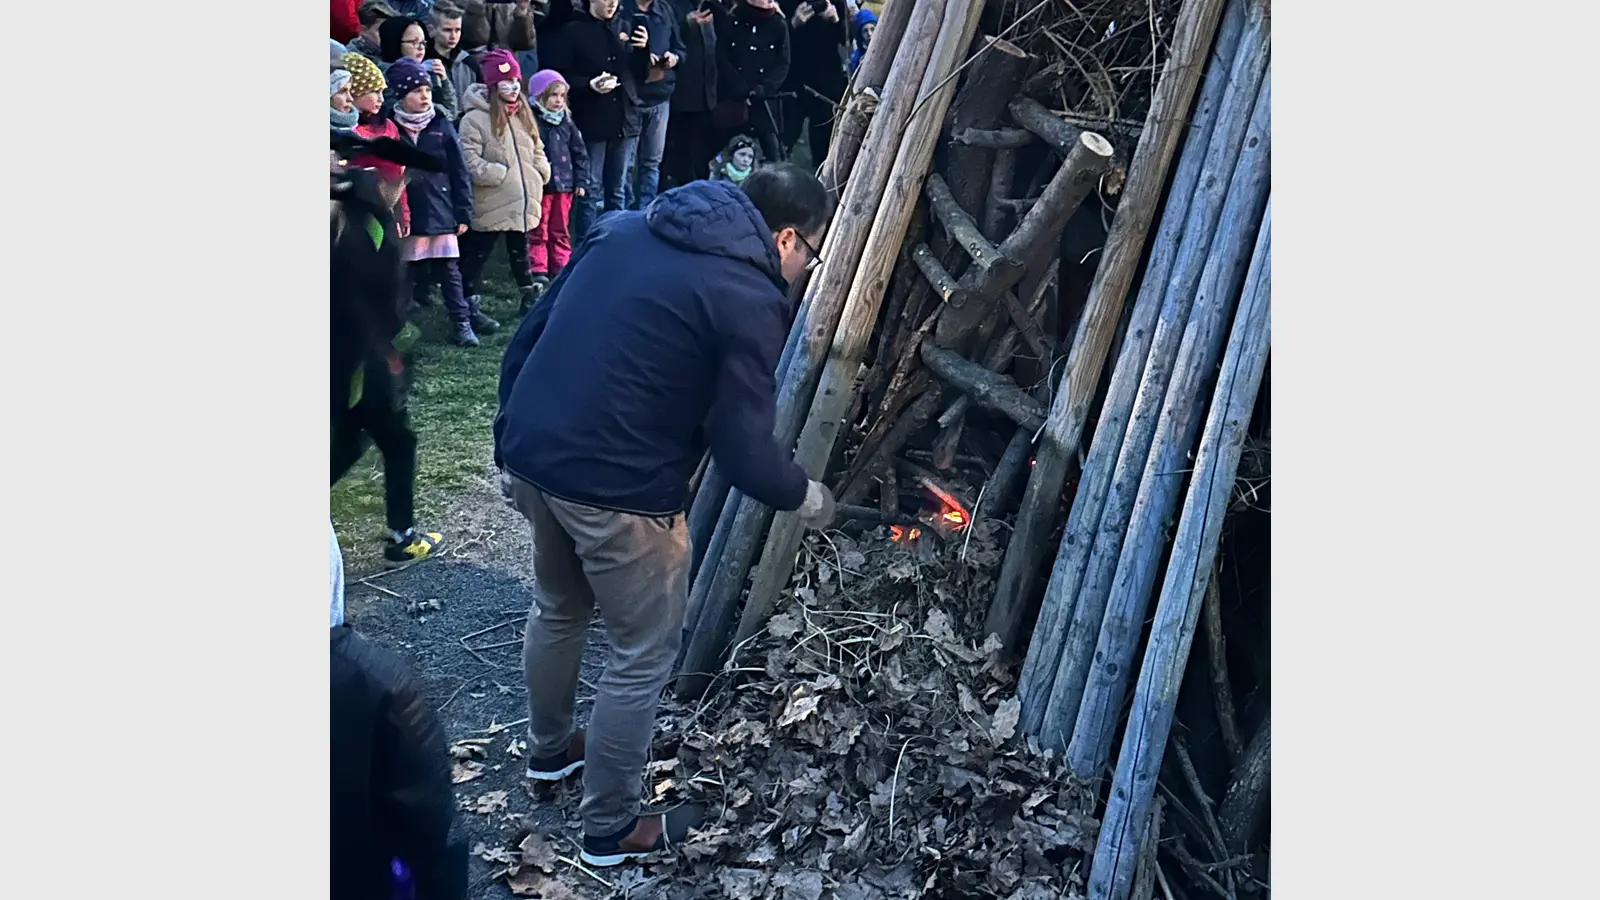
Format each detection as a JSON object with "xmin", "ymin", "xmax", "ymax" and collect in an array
[
  {"xmin": 889, "ymin": 525, "xmax": 922, "ymax": 543},
  {"xmin": 918, "ymin": 477, "xmax": 971, "ymax": 532}
]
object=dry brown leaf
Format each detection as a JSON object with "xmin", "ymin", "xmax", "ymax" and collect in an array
[
  {"xmin": 778, "ymin": 693, "xmax": 822, "ymax": 728},
  {"xmin": 473, "ymin": 841, "xmax": 517, "ymax": 865},
  {"xmin": 466, "ymin": 790, "xmax": 509, "ymax": 815},
  {"xmin": 504, "ymin": 869, "xmax": 580, "ymax": 899},
  {"xmin": 517, "ymin": 832, "xmax": 558, "ymax": 873},
  {"xmin": 768, "ymin": 612, "xmax": 801, "ymax": 639},
  {"xmin": 991, "ymin": 696, "xmax": 1022, "ymax": 744},
  {"xmin": 451, "ymin": 760, "xmax": 486, "ymax": 784}
]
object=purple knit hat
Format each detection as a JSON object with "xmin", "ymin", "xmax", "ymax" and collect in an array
[
  {"xmin": 482, "ymin": 49, "xmax": 522, "ymax": 89},
  {"xmin": 526, "ymin": 69, "xmax": 567, "ymax": 101},
  {"xmin": 387, "ymin": 57, "xmax": 430, "ymax": 98}
]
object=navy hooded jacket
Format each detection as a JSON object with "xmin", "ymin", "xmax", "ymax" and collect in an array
[{"xmin": 494, "ymin": 180, "xmax": 810, "ymax": 517}]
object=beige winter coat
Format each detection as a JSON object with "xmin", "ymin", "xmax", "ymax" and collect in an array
[{"xmin": 457, "ymin": 83, "xmax": 552, "ymax": 233}]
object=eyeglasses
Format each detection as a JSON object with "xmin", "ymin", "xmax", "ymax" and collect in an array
[{"xmin": 795, "ymin": 231, "xmax": 823, "ymax": 273}]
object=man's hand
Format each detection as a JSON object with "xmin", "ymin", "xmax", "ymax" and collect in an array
[
  {"xmin": 793, "ymin": 2, "xmax": 812, "ymax": 24},
  {"xmin": 630, "ymin": 24, "xmax": 649, "ymax": 49},
  {"xmin": 794, "ymin": 481, "xmax": 837, "ymax": 530},
  {"xmin": 662, "ymin": 51, "xmax": 679, "ymax": 68},
  {"xmin": 688, "ymin": 9, "xmax": 713, "ymax": 25},
  {"xmin": 821, "ymin": 2, "xmax": 839, "ymax": 22}
]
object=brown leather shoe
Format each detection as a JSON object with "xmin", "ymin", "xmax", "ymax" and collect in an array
[
  {"xmin": 580, "ymin": 814, "xmax": 669, "ymax": 867},
  {"xmin": 524, "ymin": 729, "xmax": 586, "ymax": 781}
]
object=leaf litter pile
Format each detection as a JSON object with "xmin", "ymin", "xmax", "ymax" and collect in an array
[{"xmin": 490, "ymin": 519, "xmax": 1099, "ymax": 900}]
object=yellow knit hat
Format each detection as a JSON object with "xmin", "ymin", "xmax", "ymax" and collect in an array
[{"xmin": 342, "ymin": 52, "xmax": 386, "ymax": 98}]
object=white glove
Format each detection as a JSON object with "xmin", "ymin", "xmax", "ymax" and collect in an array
[{"xmin": 795, "ymin": 480, "xmax": 837, "ymax": 530}]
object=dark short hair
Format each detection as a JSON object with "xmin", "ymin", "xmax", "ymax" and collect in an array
[
  {"xmin": 432, "ymin": 1, "xmax": 465, "ymax": 21},
  {"xmin": 743, "ymin": 163, "xmax": 832, "ymax": 238}
]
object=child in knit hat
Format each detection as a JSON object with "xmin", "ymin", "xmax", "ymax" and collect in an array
[
  {"xmin": 387, "ymin": 57, "xmax": 489, "ymax": 347},
  {"xmin": 525, "ymin": 69, "xmax": 588, "ymax": 304},
  {"xmin": 331, "ymin": 68, "xmax": 358, "ymax": 130},
  {"xmin": 709, "ymin": 134, "xmax": 762, "ymax": 186},
  {"xmin": 342, "ymin": 52, "xmax": 411, "ymax": 236},
  {"xmin": 457, "ymin": 50, "xmax": 550, "ymax": 315}
]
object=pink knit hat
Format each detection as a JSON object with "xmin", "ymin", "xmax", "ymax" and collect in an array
[
  {"xmin": 482, "ymin": 49, "xmax": 521, "ymax": 89},
  {"xmin": 526, "ymin": 69, "xmax": 567, "ymax": 101}
]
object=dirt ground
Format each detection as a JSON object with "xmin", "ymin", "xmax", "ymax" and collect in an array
[{"xmin": 343, "ymin": 469, "xmax": 603, "ymax": 900}]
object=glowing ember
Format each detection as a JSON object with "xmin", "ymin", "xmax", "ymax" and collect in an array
[
  {"xmin": 917, "ymin": 477, "xmax": 972, "ymax": 532},
  {"xmin": 942, "ymin": 509, "xmax": 967, "ymax": 526},
  {"xmin": 889, "ymin": 526, "xmax": 923, "ymax": 543}
]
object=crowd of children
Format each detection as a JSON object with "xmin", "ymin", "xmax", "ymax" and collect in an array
[{"xmin": 331, "ymin": 0, "xmax": 876, "ymax": 347}]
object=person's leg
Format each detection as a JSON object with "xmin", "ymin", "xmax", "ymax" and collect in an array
[
  {"xmin": 330, "ymin": 395, "xmax": 371, "ymax": 485},
  {"xmin": 360, "ymin": 364, "xmax": 441, "ymax": 564},
  {"xmin": 807, "ymin": 92, "xmax": 835, "ymax": 164},
  {"xmin": 537, "ymin": 496, "xmax": 689, "ymax": 842},
  {"xmin": 603, "ymin": 139, "xmax": 630, "ymax": 213},
  {"xmin": 752, "ymin": 104, "xmax": 782, "ymax": 164},
  {"xmin": 778, "ymin": 95, "xmax": 804, "ymax": 156},
  {"xmin": 500, "ymin": 229, "xmax": 534, "ymax": 313},
  {"xmin": 548, "ymin": 193, "xmax": 574, "ymax": 275},
  {"xmin": 510, "ymin": 480, "xmax": 598, "ymax": 775},
  {"xmin": 407, "ymin": 261, "xmax": 433, "ymax": 309},
  {"xmin": 436, "ymin": 257, "xmax": 477, "ymax": 345},
  {"xmin": 631, "ymin": 101, "xmax": 670, "ymax": 209},
  {"xmin": 457, "ymin": 229, "xmax": 495, "ymax": 300},
  {"xmin": 528, "ymin": 195, "xmax": 553, "ymax": 277},
  {"xmin": 662, "ymin": 110, "xmax": 691, "ymax": 189}
]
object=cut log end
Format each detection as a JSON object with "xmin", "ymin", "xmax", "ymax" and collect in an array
[{"xmin": 1079, "ymin": 132, "xmax": 1115, "ymax": 159}]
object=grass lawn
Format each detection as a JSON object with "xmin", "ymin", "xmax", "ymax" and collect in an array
[{"xmin": 331, "ymin": 255, "xmax": 520, "ymax": 564}]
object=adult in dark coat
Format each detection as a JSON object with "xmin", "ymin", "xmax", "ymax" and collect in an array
[
  {"xmin": 662, "ymin": 0, "xmax": 718, "ymax": 189},
  {"xmin": 777, "ymin": 0, "xmax": 848, "ymax": 163},
  {"xmin": 543, "ymin": 0, "xmax": 652, "ymax": 240},
  {"xmin": 710, "ymin": 0, "xmax": 790, "ymax": 163},
  {"xmin": 492, "ymin": 167, "xmax": 838, "ymax": 866},
  {"xmin": 620, "ymin": 0, "xmax": 688, "ymax": 209}
]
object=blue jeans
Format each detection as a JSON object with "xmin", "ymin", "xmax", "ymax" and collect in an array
[
  {"xmin": 573, "ymin": 138, "xmax": 631, "ymax": 243},
  {"xmin": 626, "ymin": 101, "xmax": 671, "ymax": 210}
]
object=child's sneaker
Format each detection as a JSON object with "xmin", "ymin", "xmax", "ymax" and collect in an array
[
  {"xmin": 580, "ymin": 815, "xmax": 669, "ymax": 868},
  {"xmin": 525, "ymin": 730, "xmax": 586, "ymax": 781},
  {"xmin": 383, "ymin": 529, "xmax": 443, "ymax": 566},
  {"xmin": 454, "ymin": 321, "xmax": 480, "ymax": 347}
]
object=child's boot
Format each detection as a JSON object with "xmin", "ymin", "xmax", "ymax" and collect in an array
[
  {"xmin": 468, "ymin": 294, "xmax": 500, "ymax": 335},
  {"xmin": 454, "ymin": 320, "xmax": 480, "ymax": 347},
  {"xmin": 384, "ymin": 528, "xmax": 443, "ymax": 566}
]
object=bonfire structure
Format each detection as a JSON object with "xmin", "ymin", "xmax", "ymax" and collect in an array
[{"xmin": 499, "ymin": 0, "xmax": 1270, "ymax": 897}]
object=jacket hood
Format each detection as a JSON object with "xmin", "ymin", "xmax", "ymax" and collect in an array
[
  {"xmin": 853, "ymin": 9, "xmax": 878, "ymax": 46},
  {"xmin": 645, "ymin": 181, "xmax": 783, "ymax": 285},
  {"xmin": 463, "ymin": 81, "xmax": 491, "ymax": 113}
]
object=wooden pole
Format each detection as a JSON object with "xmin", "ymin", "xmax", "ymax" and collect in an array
[
  {"xmin": 821, "ymin": 0, "xmax": 916, "ymax": 196},
  {"xmin": 675, "ymin": 0, "xmax": 946, "ymax": 696},
  {"xmin": 1218, "ymin": 710, "xmax": 1271, "ymax": 856},
  {"xmin": 919, "ymin": 342, "xmax": 1046, "ymax": 432},
  {"xmin": 1015, "ymin": 0, "xmax": 1251, "ymax": 736},
  {"xmin": 944, "ymin": 36, "xmax": 1031, "ymax": 217},
  {"xmin": 735, "ymin": 0, "xmax": 988, "ymax": 647},
  {"xmin": 982, "ymin": 0, "xmax": 1234, "ymax": 652},
  {"xmin": 1084, "ymin": 207, "xmax": 1269, "ymax": 900},
  {"xmin": 1064, "ymin": 81, "xmax": 1270, "ymax": 781}
]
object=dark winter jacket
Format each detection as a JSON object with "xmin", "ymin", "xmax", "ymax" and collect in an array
[
  {"xmin": 543, "ymin": 1, "xmax": 652, "ymax": 141},
  {"xmin": 535, "ymin": 110, "xmax": 590, "ymax": 194},
  {"xmin": 393, "ymin": 113, "xmax": 473, "ymax": 235},
  {"xmin": 330, "ymin": 624, "xmax": 467, "ymax": 900},
  {"xmin": 495, "ymin": 180, "xmax": 811, "ymax": 517},
  {"xmin": 713, "ymin": 2, "xmax": 790, "ymax": 100},
  {"xmin": 625, "ymin": 0, "xmax": 689, "ymax": 107},
  {"xmin": 331, "ymin": 165, "xmax": 408, "ymax": 428},
  {"xmin": 780, "ymin": 0, "xmax": 848, "ymax": 100},
  {"xmin": 667, "ymin": 0, "xmax": 717, "ymax": 113}
]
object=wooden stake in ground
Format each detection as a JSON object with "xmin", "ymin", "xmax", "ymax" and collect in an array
[
  {"xmin": 1016, "ymin": 0, "xmax": 1258, "ymax": 736},
  {"xmin": 982, "ymin": 0, "xmax": 1233, "ymax": 653},
  {"xmin": 675, "ymin": 0, "xmax": 945, "ymax": 696},
  {"xmin": 1065, "ymin": 82, "xmax": 1271, "ymax": 781},
  {"xmin": 1085, "ymin": 205, "xmax": 1269, "ymax": 900},
  {"xmin": 735, "ymin": 0, "xmax": 988, "ymax": 648}
]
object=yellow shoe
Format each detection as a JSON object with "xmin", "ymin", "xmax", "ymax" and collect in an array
[{"xmin": 384, "ymin": 530, "xmax": 443, "ymax": 566}]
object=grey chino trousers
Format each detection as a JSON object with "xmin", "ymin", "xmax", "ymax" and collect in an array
[{"xmin": 510, "ymin": 478, "xmax": 689, "ymax": 837}]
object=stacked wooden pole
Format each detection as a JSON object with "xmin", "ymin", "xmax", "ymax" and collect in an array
[
  {"xmin": 983, "ymin": 0, "xmax": 1234, "ymax": 652},
  {"xmin": 1087, "ymin": 204, "xmax": 1271, "ymax": 900},
  {"xmin": 676, "ymin": 0, "xmax": 951, "ymax": 696},
  {"xmin": 1020, "ymin": 0, "xmax": 1272, "ymax": 749}
]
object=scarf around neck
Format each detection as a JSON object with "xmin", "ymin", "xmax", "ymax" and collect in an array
[
  {"xmin": 332, "ymin": 106, "xmax": 360, "ymax": 129},
  {"xmin": 724, "ymin": 161, "xmax": 752, "ymax": 183},
  {"xmin": 394, "ymin": 103, "xmax": 437, "ymax": 134},
  {"xmin": 533, "ymin": 100, "xmax": 565, "ymax": 125}
]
